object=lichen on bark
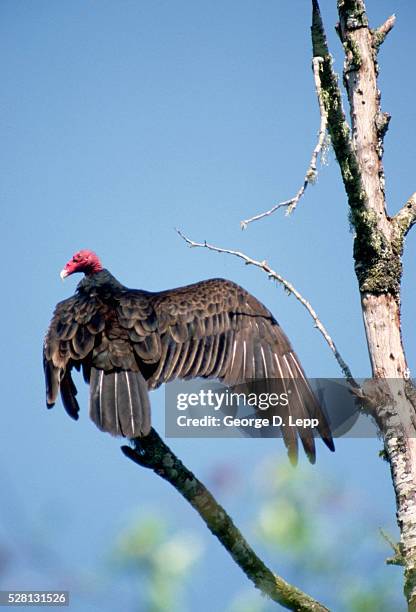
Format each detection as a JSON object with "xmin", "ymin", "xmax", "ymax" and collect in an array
[
  {"xmin": 352, "ymin": 211, "xmax": 402, "ymax": 294},
  {"xmin": 337, "ymin": 0, "xmax": 368, "ymax": 28}
]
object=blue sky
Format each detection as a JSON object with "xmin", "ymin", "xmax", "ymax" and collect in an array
[{"xmin": 1, "ymin": 1, "xmax": 416, "ymax": 609}]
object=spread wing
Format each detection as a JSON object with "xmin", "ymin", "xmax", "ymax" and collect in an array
[
  {"xmin": 44, "ymin": 278, "xmax": 334, "ymax": 461},
  {"xmin": 118, "ymin": 278, "xmax": 334, "ymax": 461}
]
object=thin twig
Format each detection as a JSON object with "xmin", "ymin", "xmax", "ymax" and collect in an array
[
  {"xmin": 177, "ymin": 229, "xmax": 358, "ymax": 388},
  {"xmin": 122, "ymin": 429, "xmax": 330, "ymax": 612},
  {"xmin": 240, "ymin": 57, "xmax": 328, "ymax": 230}
]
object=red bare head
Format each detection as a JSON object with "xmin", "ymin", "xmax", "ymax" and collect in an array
[{"xmin": 60, "ymin": 250, "xmax": 103, "ymax": 279}]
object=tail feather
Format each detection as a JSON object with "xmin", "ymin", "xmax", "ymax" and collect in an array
[
  {"xmin": 136, "ymin": 372, "xmax": 152, "ymax": 435},
  {"xmin": 101, "ymin": 371, "xmax": 120, "ymax": 434},
  {"xmin": 90, "ymin": 368, "xmax": 151, "ymax": 438}
]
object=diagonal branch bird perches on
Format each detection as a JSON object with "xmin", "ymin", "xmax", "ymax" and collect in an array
[{"xmin": 121, "ymin": 429, "xmax": 330, "ymax": 612}]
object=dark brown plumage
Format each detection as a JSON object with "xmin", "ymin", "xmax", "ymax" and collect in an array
[{"xmin": 44, "ymin": 250, "xmax": 334, "ymax": 463}]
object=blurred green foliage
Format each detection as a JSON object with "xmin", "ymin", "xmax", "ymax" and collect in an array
[
  {"xmin": 112, "ymin": 457, "xmax": 403, "ymax": 611},
  {"xmin": 241, "ymin": 458, "xmax": 402, "ymax": 611},
  {"xmin": 113, "ymin": 514, "xmax": 202, "ymax": 612}
]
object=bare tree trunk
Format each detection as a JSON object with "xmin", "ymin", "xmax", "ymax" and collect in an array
[{"xmin": 312, "ymin": 0, "xmax": 416, "ymax": 607}]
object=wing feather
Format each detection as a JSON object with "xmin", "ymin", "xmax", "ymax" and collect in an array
[{"xmin": 141, "ymin": 279, "xmax": 333, "ymax": 460}]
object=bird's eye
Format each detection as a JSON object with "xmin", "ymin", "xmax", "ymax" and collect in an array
[{"xmin": 73, "ymin": 255, "xmax": 81, "ymax": 262}]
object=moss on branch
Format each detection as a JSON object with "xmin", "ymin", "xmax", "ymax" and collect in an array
[
  {"xmin": 311, "ymin": 3, "xmax": 365, "ymax": 213},
  {"xmin": 337, "ymin": 0, "xmax": 368, "ymax": 29},
  {"xmin": 352, "ymin": 209, "xmax": 403, "ymax": 293}
]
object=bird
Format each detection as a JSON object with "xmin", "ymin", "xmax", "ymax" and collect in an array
[{"xmin": 43, "ymin": 249, "xmax": 334, "ymax": 463}]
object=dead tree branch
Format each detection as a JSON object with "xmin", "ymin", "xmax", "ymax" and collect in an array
[
  {"xmin": 240, "ymin": 56, "xmax": 328, "ymax": 229},
  {"xmin": 313, "ymin": 0, "xmax": 416, "ymax": 607},
  {"xmin": 121, "ymin": 429, "xmax": 330, "ymax": 612},
  {"xmin": 372, "ymin": 14, "xmax": 396, "ymax": 50},
  {"xmin": 394, "ymin": 192, "xmax": 416, "ymax": 241},
  {"xmin": 177, "ymin": 229, "xmax": 358, "ymax": 388},
  {"xmin": 311, "ymin": 0, "xmax": 367, "ymax": 239}
]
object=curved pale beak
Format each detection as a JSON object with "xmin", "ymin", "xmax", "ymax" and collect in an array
[{"xmin": 60, "ymin": 268, "xmax": 69, "ymax": 280}]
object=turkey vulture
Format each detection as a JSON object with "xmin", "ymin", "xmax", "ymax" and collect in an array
[{"xmin": 43, "ymin": 249, "xmax": 334, "ymax": 462}]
